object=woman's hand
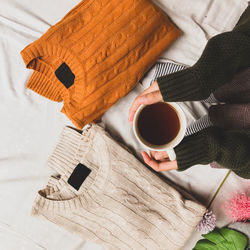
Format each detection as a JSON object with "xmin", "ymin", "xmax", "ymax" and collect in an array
[
  {"xmin": 141, "ymin": 151, "xmax": 178, "ymax": 172},
  {"xmin": 128, "ymin": 80, "xmax": 177, "ymax": 172},
  {"xmin": 128, "ymin": 81, "xmax": 163, "ymax": 124}
]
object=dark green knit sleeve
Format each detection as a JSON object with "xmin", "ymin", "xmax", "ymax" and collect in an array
[
  {"xmin": 174, "ymin": 127, "xmax": 250, "ymax": 179},
  {"xmin": 157, "ymin": 6, "xmax": 250, "ymax": 102}
]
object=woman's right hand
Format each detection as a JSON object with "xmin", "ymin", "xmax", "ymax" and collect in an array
[{"xmin": 128, "ymin": 81, "xmax": 163, "ymax": 125}]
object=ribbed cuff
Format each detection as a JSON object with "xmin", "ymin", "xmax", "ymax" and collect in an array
[
  {"xmin": 27, "ymin": 69, "xmax": 62, "ymax": 102},
  {"xmin": 157, "ymin": 67, "xmax": 203, "ymax": 101},
  {"xmin": 21, "ymin": 40, "xmax": 85, "ymax": 104},
  {"xmin": 175, "ymin": 130, "xmax": 213, "ymax": 171}
]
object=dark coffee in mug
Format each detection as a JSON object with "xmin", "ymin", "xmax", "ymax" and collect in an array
[{"xmin": 137, "ymin": 102, "xmax": 180, "ymax": 146}]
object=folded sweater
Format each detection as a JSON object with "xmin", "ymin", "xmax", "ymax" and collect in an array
[
  {"xmin": 21, "ymin": 0, "xmax": 181, "ymax": 128},
  {"xmin": 32, "ymin": 124, "xmax": 206, "ymax": 250}
]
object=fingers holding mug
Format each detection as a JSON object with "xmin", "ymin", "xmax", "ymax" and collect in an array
[
  {"xmin": 150, "ymin": 150, "xmax": 169, "ymax": 161},
  {"xmin": 142, "ymin": 151, "xmax": 178, "ymax": 172},
  {"xmin": 132, "ymin": 101, "xmax": 186, "ymax": 172},
  {"xmin": 128, "ymin": 91, "xmax": 162, "ymax": 124},
  {"xmin": 150, "ymin": 150, "xmax": 175, "ymax": 162},
  {"xmin": 128, "ymin": 81, "xmax": 162, "ymax": 124},
  {"xmin": 165, "ymin": 149, "xmax": 176, "ymax": 161}
]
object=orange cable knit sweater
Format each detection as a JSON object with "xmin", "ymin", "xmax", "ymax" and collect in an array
[{"xmin": 21, "ymin": 0, "xmax": 181, "ymax": 128}]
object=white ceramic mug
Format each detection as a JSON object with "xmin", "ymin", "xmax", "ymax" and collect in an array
[{"xmin": 133, "ymin": 102, "xmax": 186, "ymax": 161}]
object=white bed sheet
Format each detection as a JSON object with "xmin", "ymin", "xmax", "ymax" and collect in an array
[{"xmin": 0, "ymin": 0, "xmax": 249, "ymax": 249}]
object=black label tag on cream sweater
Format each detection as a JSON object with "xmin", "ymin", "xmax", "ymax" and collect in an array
[
  {"xmin": 55, "ymin": 62, "xmax": 75, "ymax": 88},
  {"xmin": 67, "ymin": 163, "xmax": 91, "ymax": 191}
]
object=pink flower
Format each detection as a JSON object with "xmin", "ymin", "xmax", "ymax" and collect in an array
[{"xmin": 223, "ymin": 193, "xmax": 250, "ymax": 222}]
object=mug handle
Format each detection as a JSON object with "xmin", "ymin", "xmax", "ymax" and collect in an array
[{"xmin": 165, "ymin": 149, "xmax": 176, "ymax": 161}]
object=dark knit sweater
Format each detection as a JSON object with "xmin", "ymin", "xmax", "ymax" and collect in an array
[{"xmin": 157, "ymin": 6, "xmax": 250, "ymax": 179}]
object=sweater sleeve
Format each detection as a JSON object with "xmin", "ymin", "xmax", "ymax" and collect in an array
[
  {"xmin": 174, "ymin": 127, "xmax": 250, "ymax": 179},
  {"xmin": 157, "ymin": 6, "xmax": 250, "ymax": 102}
]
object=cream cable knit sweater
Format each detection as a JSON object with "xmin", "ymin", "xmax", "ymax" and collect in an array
[{"xmin": 32, "ymin": 124, "xmax": 205, "ymax": 250}]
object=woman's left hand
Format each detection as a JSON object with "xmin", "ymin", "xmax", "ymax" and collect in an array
[
  {"xmin": 141, "ymin": 150, "xmax": 178, "ymax": 172},
  {"xmin": 128, "ymin": 81, "xmax": 162, "ymax": 124}
]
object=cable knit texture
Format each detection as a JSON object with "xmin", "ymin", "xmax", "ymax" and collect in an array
[
  {"xmin": 21, "ymin": 0, "xmax": 181, "ymax": 128},
  {"xmin": 32, "ymin": 124, "xmax": 205, "ymax": 250}
]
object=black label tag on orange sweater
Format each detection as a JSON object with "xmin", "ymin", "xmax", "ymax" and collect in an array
[
  {"xmin": 67, "ymin": 163, "xmax": 91, "ymax": 191},
  {"xmin": 55, "ymin": 62, "xmax": 75, "ymax": 88}
]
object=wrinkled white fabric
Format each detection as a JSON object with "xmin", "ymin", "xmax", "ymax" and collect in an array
[{"xmin": 0, "ymin": 0, "xmax": 249, "ymax": 249}]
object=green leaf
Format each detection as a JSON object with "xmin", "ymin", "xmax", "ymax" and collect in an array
[
  {"xmin": 202, "ymin": 228, "xmax": 225, "ymax": 244},
  {"xmin": 193, "ymin": 239, "xmax": 216, "ymax": 250},
  {"xmin": 220, "ymin": 228, "xmax": 248, "ymax": 250},
  {"xmin": 193, "ymin": 227, "xmax": 248, "ymax": 250}
]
